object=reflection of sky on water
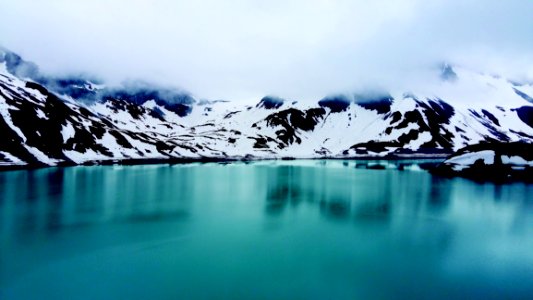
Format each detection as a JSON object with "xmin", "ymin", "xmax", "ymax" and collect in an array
[{"xmin": 0, "ymin": 161, "xmax": 532, "ymax": 299}]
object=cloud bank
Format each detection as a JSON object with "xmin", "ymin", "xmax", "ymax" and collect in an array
[{"xmin": 1, "ymin": 0, "xmax": 532, "ymax": 102}]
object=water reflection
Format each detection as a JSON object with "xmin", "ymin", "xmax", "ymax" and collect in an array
[
  {"xmin": 0, "ymin": 161, "xmax": 532, "ymax": 299},
  {"xmin": 262, "ymin": 160, "xmax": 453, "ymax": 223},
  {"xmin": 265, "ymin": 166, "xmax": 303, "ymax": 216},
  {"xmin": 1, "ymin": 160, "xmax": 532, "ymax": 240},
  {"xmin": 0, "ymin": 166, "xmax": 193, "ymax": 242}
]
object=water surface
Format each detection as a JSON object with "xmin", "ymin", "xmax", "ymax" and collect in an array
[{"xmin": 1, "ymin": 160, "xmax": 532, "ymax": 299}]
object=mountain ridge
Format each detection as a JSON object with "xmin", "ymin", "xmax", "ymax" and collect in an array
[{"xmin": 1, "ymin": 49, "xmax": 533, "ymax": 169}]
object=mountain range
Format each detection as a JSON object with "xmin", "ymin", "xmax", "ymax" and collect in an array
[{"xmin": 1, "ymin": 48, "xmax": 532, "ymax": 169}]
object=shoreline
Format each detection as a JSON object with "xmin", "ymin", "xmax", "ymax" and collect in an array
[{"xmin": 0, "ymin": 154, "xmax": 449, "ymax": 172}]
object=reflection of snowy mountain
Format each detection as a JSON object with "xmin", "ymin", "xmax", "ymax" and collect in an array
[{"xmin": 1, "ymin": 49, "xmax": 532, "ymax": 168}]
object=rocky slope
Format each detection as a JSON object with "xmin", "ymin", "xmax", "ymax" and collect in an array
[
  {"xmin": 432, "ymin": 142, "xmax": 533, "ymax": 182},
  {"xmin": 1, "ymin": 49, "xmax": 533, "ymax": 169}
]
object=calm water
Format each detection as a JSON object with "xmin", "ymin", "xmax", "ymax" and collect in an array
[{"xmin": 1, "ymin": 160, "xmax": 532, "ymax": 300}]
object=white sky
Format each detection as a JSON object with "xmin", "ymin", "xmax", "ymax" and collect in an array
[{"xmin": 1, "ymin": 0, "xmax": 532, "ymax": 102}]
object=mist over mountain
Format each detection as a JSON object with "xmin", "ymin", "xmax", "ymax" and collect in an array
[{"xmin": 1, "ymin": 0, "xmax": 532, "ymax": 102}]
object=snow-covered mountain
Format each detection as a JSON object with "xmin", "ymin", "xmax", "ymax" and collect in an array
[{"xmin": 1, "ymin": 49, "xmax": 533, "ymax": 168}]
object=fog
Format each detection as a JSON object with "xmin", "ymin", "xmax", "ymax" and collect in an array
[{"xmin": 1, "ymin": 0, "xmax": 532, "ymax": 102}]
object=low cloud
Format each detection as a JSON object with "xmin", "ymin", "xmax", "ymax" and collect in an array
[{"xmin": 1, "ymin": 0, "xmax": 532, "ymax": 103}]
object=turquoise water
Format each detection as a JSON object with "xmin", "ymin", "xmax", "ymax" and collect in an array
[{"xmin": 0, "ymin": 160, "xmax": 532, "ymax": 299}]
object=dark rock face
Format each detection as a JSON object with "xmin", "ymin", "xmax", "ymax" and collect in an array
[
  {"xmin": 348, "ymin": 141, "xmax": 399, "ymax": 155},
  {"xmin": 3, "ymin": 80, "xmax": 120, "ymax": 160},
  {"xmin": 149, "ymin": 106, "xmax": 166, "ymax": 121},
  {"xmin": 162, "ymin": 103, "xmax": 192, "ymax": 117},
  {"xmin": 355, "ymin": 94, "xmax": 393, "ymax": 114},
  {"xmin": 318, "ymin": 96, "xmax": 351, "ymax": 113},
  {"xmin": 402, "ymin": 99, "xmax": 455, "ymax": 149},
  {"xmin": 515, "ymin": 106, "xmax": 533, "ymax": 128},
  {"xmin": 257, "ymin": 96, "xmax": 284, "ymax": 109},
  {"xmin": 481, "ymin": 109, "xmax": 500, "ymax": 126},
  {"xmin": 104, "ymin": 98, "xmax": 145, "ymax": 120},
  {"xmin": 0, "ymin": 75, "xmax": 200, "ymax": 167},
  {"xmin": 345, "ymin": 94, "xmax": 524, "ymax": 157},
  {"xmin": 249, "ymin": 136, "xmax": 271, "ymax": 149},
  {"xmin": 381, "ymin": 99, "xmax": 455, "ymax": 150},
  {"xmin": 263, "ymin": 108, "xmax": 326, "ymax": 146},
  {"xmin": 417, "ymin": 99, "xmax": 455, "ymax": 149},
  {"xmin": 1, "ymin": 82, "xmax": 67, "ymax": 161},
  {"xmin": 64, "ymin": 125, "xmax": 113, "ymax": 157},
  {"xmin": 25, "ymin": 82, "xmax": 49, "ymax": 96},
  {"xmin": 0, "ymin": 101, "xmax": 42, "ymax": 164},
  {"xmin": 470, "ymin": 109, "xmax": 509, "ymax": 142},
  {"xmin": 389, "ymin": 111, "xmax": 402, "ymax": 124}
]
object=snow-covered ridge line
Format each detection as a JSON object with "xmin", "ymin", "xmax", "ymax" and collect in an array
[{"xmin": 1, "ymin": 52, "xmax": 533, "ymax": 168}]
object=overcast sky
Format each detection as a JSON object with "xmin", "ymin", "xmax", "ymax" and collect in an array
[{"xmin": 1, "ymin": 0, "xmax": 532, "ymax": 102}]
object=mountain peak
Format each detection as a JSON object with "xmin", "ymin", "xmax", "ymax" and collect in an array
[
  {"xmin": 257, "ymin": 96, "xmax": 285, "ymax": 109},
  {"xmin": 0, "ymin": 48, "xmax": 40, "ymax": 80},
  {"xmin": 439, "ymin": 63, "xmax": 458, "ymax": 82}
]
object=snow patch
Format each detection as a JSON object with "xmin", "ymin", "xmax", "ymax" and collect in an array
[
  {"xmin": 0, "ymin": 96, "xmax": 27, "ymax": 142},
  {"xmin": 502, "ymin": 155, "xmax": 533, "ymax": 166},
  {"xmin": 35, "ymin": 108, "xmax": 48, "ymax": 120},
  {"xmin": 64, "ymin": 149, "xmax": 103, "ymax": 164},
  {"xmin": 25, "ymin": 146, "xmax": 62, "ymax": 165},
  {"xmin": 61, "ymin": 122, "xmax": 75, "ymax": 142},
  {"xmin": 0, "ymin": 151, "xmax": 26, "ymax": 165},
  {"xmin": 447, "ymin": 150, "xmax": 495, "ymax": 166}
]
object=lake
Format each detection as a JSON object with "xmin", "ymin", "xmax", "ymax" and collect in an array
[{"xmin": 1, "ymin": 160, "xmax": 532, "ymax": 299}]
